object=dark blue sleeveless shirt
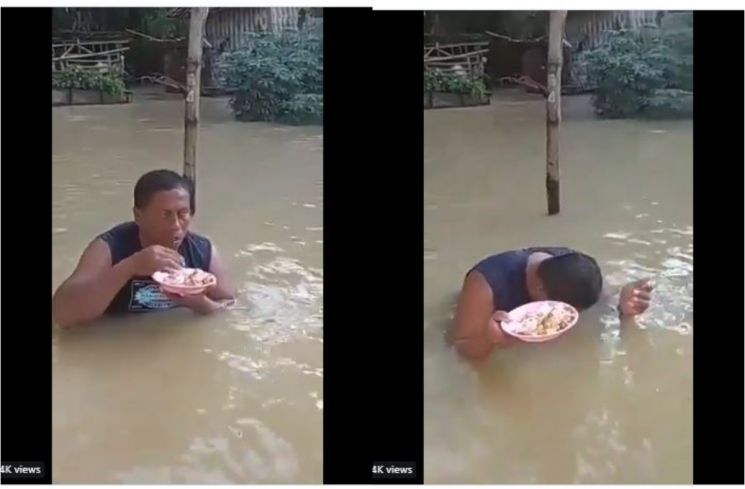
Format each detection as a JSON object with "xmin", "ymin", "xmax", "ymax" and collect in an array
[
  {"xmin": 470, "ymin": 247, "xmax": 575, "ymax": 311},
  {"xmin": 98, "ymin": 221, "xmax": 212, "ymax": 314}
]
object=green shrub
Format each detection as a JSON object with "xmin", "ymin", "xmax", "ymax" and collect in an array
[
  {"xmin": 52, "ymin": 68, "xmax": 126, "ymax": 98},
  {"xmin": 646, "ymin": 88, "xmax": 693, "ymax": 118},
  {"xmin": 424, "ymin": 69, "xmax": 487, "ymax": 98},
  {"xmin": 216, "ymin": 20, "xmax": 323, "ymax": 125},
  {"xmin": 575, "ymin": 14, "xmax": 692, "ymax": 119}
]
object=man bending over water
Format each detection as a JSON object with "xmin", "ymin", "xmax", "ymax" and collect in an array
[
  {"xmin": 452, "ymin": 247, "xmax": 654, "ymax": 359},
  {"xmin": 53, "ymin": 170, "xmax": 235, "ymax": 328}
]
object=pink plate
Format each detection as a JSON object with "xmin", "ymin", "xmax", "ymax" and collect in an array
[
  {"xmin": 501, "ymin": 301, "xmax": 579, "ymax": 343},
  {"xmin": 152, "ymin": 268, "xmax": 217, "ymax": 296}
]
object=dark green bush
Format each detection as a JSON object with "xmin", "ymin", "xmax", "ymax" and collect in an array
[
  {"xmin": 646, "ymin": 88, "xmax": 693, "ymax": 118},
  {"xmin": 575, "ymin": 13, "xmax": 692, "ymax": 119},
  {"xmin": 424, "ymin": 69, "xmax": 487, "ymax": 98},
  {"xmin": 52, "ymin": 68, "xmax": 126, "ymax": 97},
  {"xmin": 216, "ymin": 20, "xmax": 323, "ymax": 125}
]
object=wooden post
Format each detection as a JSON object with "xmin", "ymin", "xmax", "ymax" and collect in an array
[
  {"xmin": 183, "ymin": 7, "xmax": 209, "ymax": 214},
  {"xmin": 546, "ymin": 10, "xmax": 567, "ymax": 215}
]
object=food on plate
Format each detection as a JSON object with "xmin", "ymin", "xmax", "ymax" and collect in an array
[
  {"xmin": 514, "ymin": 304, "xmax": 577, "ymax": 336},
  {"xmin": 155, "ymin": 268, "xmax": 215, "ymax": 287}
]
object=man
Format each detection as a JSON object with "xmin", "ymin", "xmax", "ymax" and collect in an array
[
  {"xmin": 452, "ymin": 247, "xmax": 654, "ymax": 359},
  {"xmin": 53, "ymin": 169, "xmax": 235, "ymax": 328}
]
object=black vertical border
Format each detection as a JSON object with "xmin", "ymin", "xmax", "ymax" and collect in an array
[
  {"xmin": 1, "ymin": 7, "xmax": 54, "ymax": 484},
  {"xmin": 692, "ymin": 11, "xmax": 744, "ymax": 484},
  {"xmin": 323, "ymin": 9, "xmax": 424, "ymax": 483}
]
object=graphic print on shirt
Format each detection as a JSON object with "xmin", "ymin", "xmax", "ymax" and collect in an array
[{"xmin": 129, "ymin": 280, "xmax": 177, "ymax": 311}]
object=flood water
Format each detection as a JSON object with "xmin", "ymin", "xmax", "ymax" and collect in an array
[
  {"xmin": 52, "ymin": 88, "xmax": 323, "ymax": 483},
  {"xmin": 423, "ymin": 92, "xmax": 692, "ymax": 484}
]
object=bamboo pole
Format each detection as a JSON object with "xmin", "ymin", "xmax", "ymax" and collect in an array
[
  {"xmin": 183, "ymin": 7, "xmax": 209, "ymax": 214},
  {"xmin": 546, "ymin": 10, "xmax": 567, "ymax": 216}
]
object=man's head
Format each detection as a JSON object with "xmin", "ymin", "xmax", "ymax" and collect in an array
[
  {"xmin": 536, "ymin": 252, "xmax": 603, "ymax": 310},
  {"xmin": 133, "ymin": 169, "xmax": 193, "ymax": 249}
]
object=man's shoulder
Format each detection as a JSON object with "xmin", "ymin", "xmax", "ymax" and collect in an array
[
  {"xmin": 94, "ymin": 222, "xmax": 139, "ymax": 264},
  {"xmin": 477, "ymin": 249, "xmax": 526, "ymax": 265},
  {"xmin": 97, "ymin": 221, "xmax": 137, "ymax": 244}
]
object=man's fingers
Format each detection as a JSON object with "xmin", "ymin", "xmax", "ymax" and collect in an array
[
  {"xmin": 624, "ymin": 299, "xmax": 650, "ymax": 315},
  {"xmin": 638, "ymin": 279, "xmax": 655, "ymax": 291},
  {"xmin": 634, "ymin": 290, "xmax": 652, "ymax": 301},
  {"xmin": 165, "ymin": 257, "xmax": 184, "ymax": 269},
  {"xmin": 624, "ymin": 299, "xmax": 644, "ymax": 308},
  {"xmin": 629, "ymin": 278, "xmax": 654, "ymax": 290},
  {"xmin": 162, "ymin": 249, "xmax": 185, "ymax": 264},
  {"xmin": 492, "ymin": 311, "xmax": 510, "ymax": 322}
]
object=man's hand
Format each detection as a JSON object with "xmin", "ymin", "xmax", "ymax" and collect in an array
[
  {"xmin": 619, "ymin": 278, "xmax": 654, "ymax": 316},
  {"xmin": 488, "ymin": 311, "xmax": 517, "ymax": 345},
  {"xmin": 164, "ymin": 291, "xmax": 224, "ymax": 315},
  {"xmin": 131, "ymin": 245, "xmax": 184, "ymax": 276}
]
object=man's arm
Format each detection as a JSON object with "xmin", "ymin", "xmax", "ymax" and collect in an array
[
  {"xmin": 451, "ymin": 271, "xmax": 512, "ymax": 360},
  {"xmin": 52, "ymin": 239, "xmax": 136, "ymax": 328},
  {"xmin": 207, "ymin": 244, "xmax": 235, "ymax": 301},
  {"xmin": 600, "ymin": 278, "xmax": 654, "ymax": 318}
]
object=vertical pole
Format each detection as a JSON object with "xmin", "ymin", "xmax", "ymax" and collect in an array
[
  {"xmin": 546, "ymin": 10, "xmax": 567, "ymax": 215},
  {"xmin": 183, "ymin": 7, "xmax": 209, "ymax": 214}
]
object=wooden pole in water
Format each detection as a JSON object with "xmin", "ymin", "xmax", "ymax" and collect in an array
[
  {"xmin": 183, "ymin": 7, "xmax": 209, "ymax": 214},
  {"xmin": 546, "ymin": 10, "xmax": 567, "ymax": 216}
]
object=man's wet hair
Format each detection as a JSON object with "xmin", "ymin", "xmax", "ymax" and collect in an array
[
  {"xmin": 537, "ymin": 252, "xmax": 603, "ymax": 310},
  {"xmin": 134, "ymin": 169, "xmax": 192, "ymax": 209}
]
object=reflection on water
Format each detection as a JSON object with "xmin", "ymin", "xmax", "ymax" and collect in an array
[
  {"xmin": 424, "ymin": 92, "xmax": 692, "ymax": 484},
  {"xmin": 52, "ymin": 88, "xmax": 322, "ymax": 483}
]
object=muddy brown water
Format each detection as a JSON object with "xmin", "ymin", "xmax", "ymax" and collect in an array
[
  {"xmin": 52, "ymin": 88, "xmax": 323, "ymax": 483},
  {"xmin": 424, "ymin": 92, "xmax": 692, "ymax": 484}
]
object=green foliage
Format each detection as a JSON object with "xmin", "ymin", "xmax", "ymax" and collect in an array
[
  {"xmin": 575, "ymin": 13, "xmax": 692, "ymax": 119},
  {"xmin": 216, "ymin": 21, "xmax": 323, "ymax": 125},
  {"xmin": 137, "ymin": 9, "xmax": 181, "ymax": 39},
  {"xmin": 52, "ymin": 68, "xmax": 126, "ymax": 97},
  {"xmin": 424, "ymin": 69, "xmax": 487, "ymax": 98},
  {"xmin": 281, "ymin": 94, "xmax": 324, "ymax": 125},
  {"xmin": 646, "ymin": 89, "xmax": 693, "ymax": 118}
]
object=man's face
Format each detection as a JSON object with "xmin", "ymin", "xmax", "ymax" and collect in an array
[
  {"xmin": 529, "ymin": 279, "xmax": 549, "ymax": 301},
  {"xmin": 134, "ymin": 188, "xmax": 192, "ymax": 249}
]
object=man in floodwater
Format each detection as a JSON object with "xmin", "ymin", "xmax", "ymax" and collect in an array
[
  {"xmin": 52, "ymin": 169, "xmax": 235, "ymax": 328},
  {"xmin": 452, "ymin": 247, "xmax": 654, "ymax": 359}
]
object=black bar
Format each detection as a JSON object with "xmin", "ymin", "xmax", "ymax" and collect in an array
[
  {"xmin": 1, "ymin": 7, "xmax": 54, "ymax": 485},
  {"xmin": 691, "ymin": 10, "xmax": 744, "ymax": 484},
  {"xmin": 323, "ymin": 9, "xmax": 424, "ymax": 483}
]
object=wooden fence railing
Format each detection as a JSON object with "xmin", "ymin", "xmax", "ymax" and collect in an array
[
  {"xmin": 52, "ymin": 39, "xmax": 130, "ymax": 74},
  {"xmin": 424, "ymin": 41, "xmax": 489, "ymax": 79}
]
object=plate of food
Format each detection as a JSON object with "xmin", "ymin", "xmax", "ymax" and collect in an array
[
  {"xmin": 152, "ymin": 268, "xmax": 217, "ymax": 296},
  {"xmin": 501, "ymin": 301, "xmax": 579, "ymax": 343}
]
